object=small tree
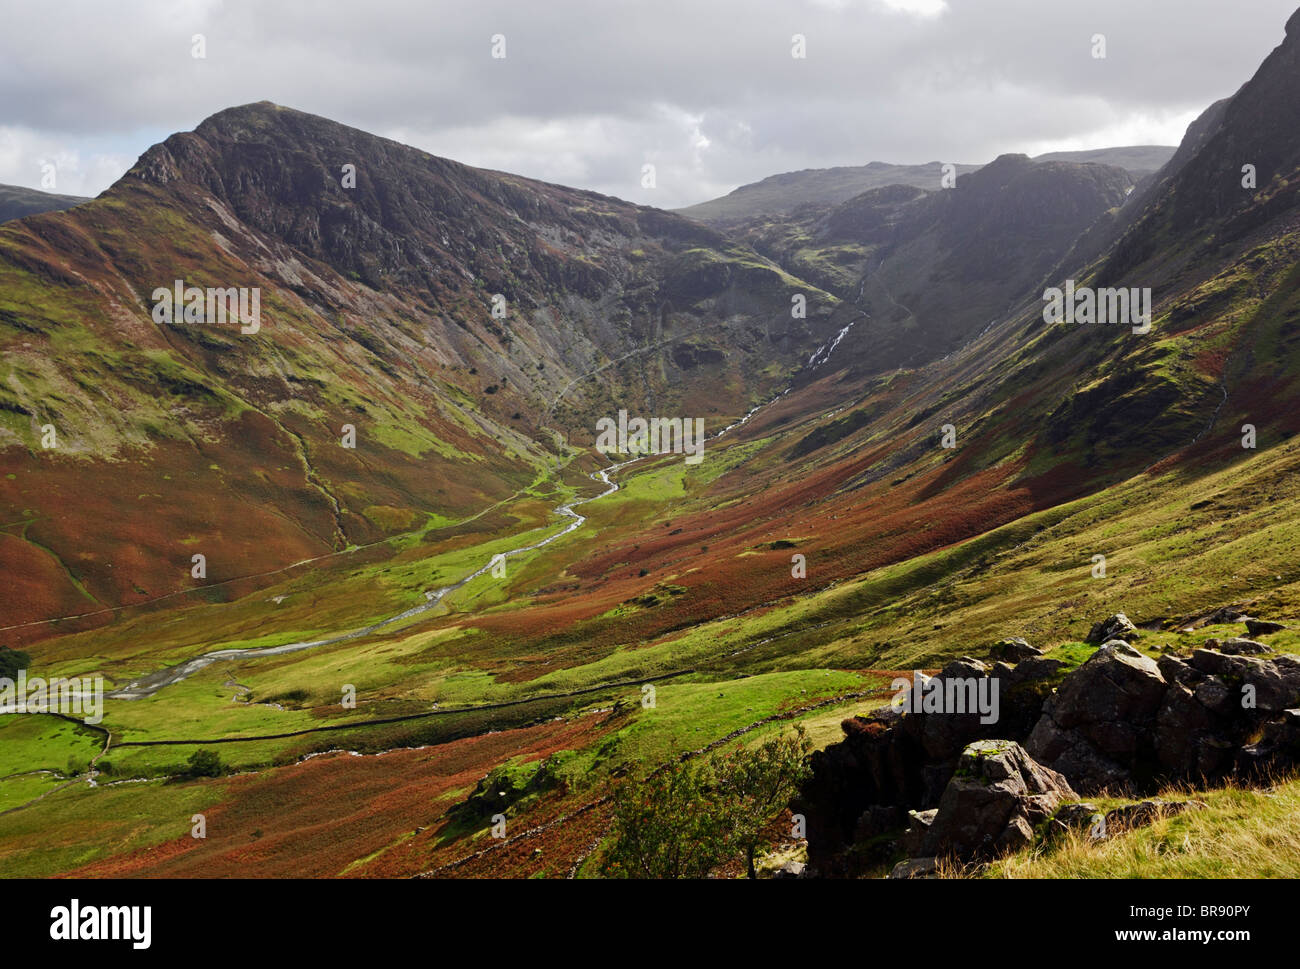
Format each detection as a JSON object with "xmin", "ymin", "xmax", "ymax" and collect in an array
[
  {"xmin": 714, "ymin": 726, "xmax": 813, "ymax": 878},
  {"xmin": 602, "ymin": 757, "xmax": 730, "ymax": 879},
  {"xmin": 602, "ymin": 725, "xmax": 814, "ymax": 879}
]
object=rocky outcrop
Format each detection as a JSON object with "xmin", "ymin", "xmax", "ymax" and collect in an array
[
  {"xmin": 912, "ymin": 741, "xmax": 1075, "ymax": 859},
  {"xmin": 1206, "ymin": 637, "xmax": 1274, "ymax": 655},
  {"xmin": 988, "ymin": 637, "xmax": 1042, "ymax": 663},
  {"xmin": 1029, "ymin": 644, "xmax": 1300, "ymax": 790},
  {"xmin": 798, "ymin": 613, "xmax": 1300, "ymax": 875},
  {"xmin": 1025, "ymin": 642, "xmax": 1166, "ymax": 792},
  {"xmin": 1244, "ymin": 618, "xmax": 1287, "ymax": 637},
  {"xmin": 795, "ymin": 646, "xmax": 1065, "ymax": 876}
]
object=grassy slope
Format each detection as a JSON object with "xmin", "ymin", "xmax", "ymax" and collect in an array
[{"xmin": 983, "ymin": 778, "xmax": 1300, "ymax": 878}]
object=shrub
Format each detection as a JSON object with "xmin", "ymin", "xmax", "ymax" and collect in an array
[
  {"xmin": 603, "ymin": 726, "xmax": 813, "ymax": 879},
  {"xmin": 184, "ymin": 749, "xmax": 226, "ymax": 778}
]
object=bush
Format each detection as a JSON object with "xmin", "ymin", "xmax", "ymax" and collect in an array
[
  {"xmin": 603, "ymin": 726, "xmax": 813, "ymax": 879},
  {"xmin": 602, "ymin": 757, "xmax": 730, "ymax": 879},
  {"xmin": 184, "ymin": 749, "xmax": 226, "ymax": 778},
  {"xmin": 0, "ymin": 647, "xmax": 31, "ymax": 680}
]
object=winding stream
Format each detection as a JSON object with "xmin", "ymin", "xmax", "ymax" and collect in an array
[
  {"xmin": 108, "ymin": 321, "xmax": 850, "ymax": 703},
  {"xmin": 108, "ymin": 465, "xmax": 626, "ymax": 700}
]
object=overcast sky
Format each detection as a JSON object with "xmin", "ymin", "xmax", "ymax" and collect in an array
[{"xmin": 1, "ymin": 0, "xmax": 1296, "ymax": 208}]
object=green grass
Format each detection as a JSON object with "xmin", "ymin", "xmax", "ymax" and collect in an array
[
  {"xmin": 983, "ymin": 778, "xmax": 1300, "ymax": 878},
  {"xmin": 0, "ymin": 775, "xmax": 224, "ymax": 877},
  {"xmin": 559, "ymin": 669, "xmax": 879, "ymax": 785},
  {"xmin": 0, "ymin": 715, "xmax": 103, "ymax": 777}
]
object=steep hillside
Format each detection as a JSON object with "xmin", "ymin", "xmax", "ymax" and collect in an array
[{"xmin": 732, "ymin": 154, "xmax": 1135, "ymax": 371}]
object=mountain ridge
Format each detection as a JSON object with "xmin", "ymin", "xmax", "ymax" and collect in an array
[{"xmin": 675, "ymin": 146, "xmax": 1175, "ymax": 228}]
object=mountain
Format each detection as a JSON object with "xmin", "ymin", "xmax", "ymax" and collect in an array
[
  {"xmin": 1105, "ymin": 8, "xmax": 1300, "ymax": 279},
  {"xmin": 1030, "ymin": 145, "xmax": 1175, "ymax": 175},
  {"xmin": 0, "ymin": 183, "xmax": 88, "ymax": 223},
  {"xmin": 674, "ymin": 161, "xmax": 980, "ymax": 227},
  {"xmin": 0, "ymin": 102, "xmax": 842, "ymax": 631},
  {"xmin": 729, "ymin": 153, "xmax": 1137, "ymax": 370},
  {"xmin": 675, "ymin": 147, "xmax": 1173, "ymax": 228}
]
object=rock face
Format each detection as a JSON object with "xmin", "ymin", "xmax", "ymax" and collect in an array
[
  {"xmin": 798, "ymin": 613, "xmax": 1300, "ymax": 875},
  {"xmin": 1026, "ymin": 642, "xmax": 1166, "ymax": 792},
  {"xmin": 1028, "ymin": 644, "xmax": 1300, "ymax": 790},
  {"xmin": 914, "ymin": 741, "xmax": 1075, "ymax": 859}
]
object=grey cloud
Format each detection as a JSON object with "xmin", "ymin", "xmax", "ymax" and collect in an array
[{"xmin": 0, "ymin": 0, "xmax": 1295, "ymax": 207}]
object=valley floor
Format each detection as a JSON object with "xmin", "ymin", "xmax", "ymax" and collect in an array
[{"xmin": 6, "ymin": 384, "xmax": 1300, "ymax": 878}]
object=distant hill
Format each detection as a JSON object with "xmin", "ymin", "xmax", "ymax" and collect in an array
[
  {"xmin": 675, "ymin": 161, "xmax": 979, "ymax": 227},
  {"xmin": 0, "ymin": 183, "xmax": 88, "ymax": 223},
  {"xmin": 1030, "ymin": 145, "xmax": 1175, "ymax": 174},
  {"xmin": 677, "ymin": 147, "xmax": 1175, "ymax": 227}
]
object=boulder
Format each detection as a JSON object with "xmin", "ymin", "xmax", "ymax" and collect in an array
[
  {"xmin": 1087, "ymin": 613, "xmax": 1141, "ymax": 644},
  {"xmin": 1156, "ymin": 682, "xmax": 1218, "ymax": 773},
  {"xmin": 1103, "ymin": 799, "xmax": 1205, "ymax": 833},
  {"xmin": 1244, "ymin": 618, "xmax": 1286, "ymax": 637},
  {"xmin": 989, "ymin": 637, "xmax": 1041, "ymax": 663},
  {"xmin": 919, "ymin": 740, "xmax": 1075, "ymax": 859},
  {"xmin": 1192, "ymin": 676, "xmax": 1234, "ymax": 714},
  {"xmin": 898, "ymin": 657, "xmax": 995, "ymax": 761},
  {"xmin": 1045, "ymin": 801, "xmax": 1107, "ymax": 837},
  {"xmin": 1157, "ymin": 653, "xmax": 1200, "ymax": 687},
  {"xmin": 1007, "ymin": 657, "xmax": 1064, "ymax": 683},
  {"xmin": 1190, "ymin": 649, "xmax": 1300, "ymax": 712},
  {"xmin": 1026, "ymin": 642, "xmax": 1166, "ymax": 792},
  {"xmin": 901, "ymin": 808, "xmax": 937, "ymax": 856},
  {"xmin": 1220, "ymin": 637, "xmax": 1273, "ymax": 655},
  {"xmin": 1053, "ymin": 802, "xmax": 1104, "ymax": 832},
  {"xmin": 1237, "ymin": 708, "xmax": 1300, "ymax": 777},
  {"xmin": 888, "ymin": 857, "xmax": 939, "ymax": 879},
  {"xmin": 1207, "ymin": 605, "xmax": 1248, "ymax": 624}
]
